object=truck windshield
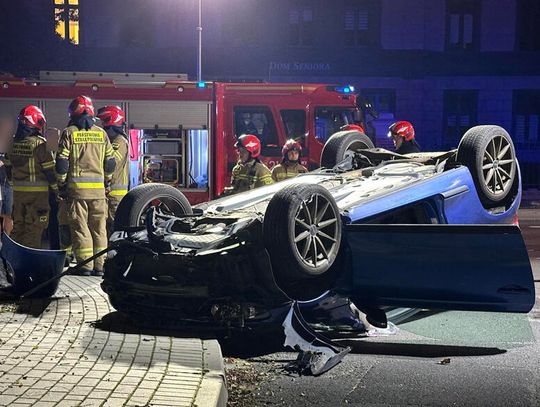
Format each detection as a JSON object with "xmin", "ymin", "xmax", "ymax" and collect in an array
[{"xmin": 315, "ymin": 107, "xmax": 356, "ymax": 143}]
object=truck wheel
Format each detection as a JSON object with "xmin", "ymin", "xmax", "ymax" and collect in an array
[
  {"xmin": 263, "ymin": 184, "xmax": 342, "ymax": 282},
  {"xmin": 114, "ymin": 183, "xmax": 192, "ymax": 230},
  {"xmin": 456, "ymin": 125, "xmax": 517, "ymax": 208},
  {"xmin": 320, "ymin": 130, "xmax": 374, "ymax": 168}
]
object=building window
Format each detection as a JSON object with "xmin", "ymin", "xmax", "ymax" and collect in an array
[
  {"xmin": 443, "ymin": 90, "xmax": 477, "ymax": 148},
  {"xmin": 289, "ymin": 4, "xmax": 313, "ymax": 46},
  {"xmin": 446, "ymin": 0, "xmax": 479, "ymax": 50},
  {"xmin": 361, "ymin": 89, "xmax": 395, "ymax": 116},
  {"xmin": 343, "ymin": 0, "xmax": 379, "ymax": 47},
  {"xmin": 513, "ymin": 91, "xmax": 540, "ymax": 147},
  {"xmin": 54, "ymin": 0, "xmax": 79, "ymax": 45},
  {"xmin": 516, "ymin": 0, "xmax": 540, "ymax": 51}
]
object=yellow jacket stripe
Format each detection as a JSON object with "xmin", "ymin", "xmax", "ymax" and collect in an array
[
  {"xmin": 13, "ymin": 185, "xmax": 49, "ymax": 192},
  {"xmin": 70, "ymin": 182, "xmax": 106, "ymax": 189},
  {"xmin": 109, "ymin": 189, "xmax": 128, "ymax": 196}
]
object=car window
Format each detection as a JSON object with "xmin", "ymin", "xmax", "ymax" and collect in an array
[
  {"xmin": 315, "ymin": 107, "xmax": 355, "ymax": 143},
  {"xmin": 363, "ymin": 202, "xmax": 441, "ymax": 224},
  {"xmin": 234, "ymin": 106, "xmax": 279, "ymax": 155},
  {"xmin": 280, "ymin": 109, "xmax": 306, "ymax": 145}
]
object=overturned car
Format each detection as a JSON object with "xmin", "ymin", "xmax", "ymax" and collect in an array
[{"xmin": 101, "ymin": 125, "xmax": 534, "ymax": 340}]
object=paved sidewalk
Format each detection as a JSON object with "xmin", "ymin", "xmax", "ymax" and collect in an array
[{"xmin": 0, "ymin": 276, "xmax": 227, "ymax": 407}]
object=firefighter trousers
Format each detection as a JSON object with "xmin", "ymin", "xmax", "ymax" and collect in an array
[
  {"xmin": 67, "ymin": 198, "xmax": 108, "ymax": 272},
  {"xmin": 106, "ymin": 194, "xmax": 123, "ymax": 236},
  {"xmin": 11, "ymin": 191, "xmax": 50, "ymax": 249},
  {"xmin": 58, "ymin": 200, "xmax": 73, "ymax": 259}
]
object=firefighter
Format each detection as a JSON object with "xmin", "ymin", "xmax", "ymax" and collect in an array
[
  {"xmin": 271, "ymin": 139, "xmax": 308, "ymax": 182},
  {"xmin": 97, "ymin": 105, "xmax": 129, "ymax": 235},
  {"xmin": 56, "ymin": 95, "xmax": 116, "ymax": 276},
  {"xmin": 388, "ymin": 121, "xmax": 421, "ymax": 154},
  {"xmin": 225, "ymin": 134, "xmax": 273, "ymax": 195},
  {"xmin": 4, "ymin": 105, "xmax": 57, "ymax": 248}
]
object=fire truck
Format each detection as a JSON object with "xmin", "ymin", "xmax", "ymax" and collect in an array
[{"xmin": 0, "ymin": 71, "xmax": 365, "ymax": 204}]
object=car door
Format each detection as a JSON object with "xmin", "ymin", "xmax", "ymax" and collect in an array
[{"xmin": 343, "ymin": 224, "xmax": 535, "ymax": 313}]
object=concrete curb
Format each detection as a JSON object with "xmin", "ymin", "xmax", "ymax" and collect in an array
[{"xmin": 195, "ymin": 340, "xmax": 228, "ymax": 407}]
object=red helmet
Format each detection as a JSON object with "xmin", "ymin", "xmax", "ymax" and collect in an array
[
  {"xmin": 68, "ymin": 95, "xmax": 95, "ymax": 117},
  {"xmin": 17, "ymin": 105, "xmax": 46, "ymax": 131},
  {"xmin": 234, "ymin": 134, "xmax": 261, "ymax": 158},
  {"xmin": 340, "ymin": 123, "xmax": 365, "ymax": 133},
  {"xmin": 282, "ymin": 139, "xmax": 302, "ymax": 158},
  {"xmin": 388, "ymin": 121, "xmax": 415, "ymax": 141},
  {"xmin": 97, "ymin": 105, "xmax": 125, "ymax": 127}
]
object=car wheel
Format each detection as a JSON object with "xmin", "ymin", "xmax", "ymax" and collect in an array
[
  {"xmin": 457, "ymin": 125, "xmax": 517, "ymax": 208},
  {"xmin": 264, "ymin": 184, "xmax": 342, "ymax": 282},
  {"xmin": 320, "ymin": 130, "xmax": 374, "ymax": 168},
  {"xmin": 114, "ymin": 183, "xmax": 192, "ymax": 230}
]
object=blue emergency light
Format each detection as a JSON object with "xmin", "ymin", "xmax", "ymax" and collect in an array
[
  {"xmin": 197, "ymin": 81, "xmax": 206, "ymax": 88},
  {"xmin": 332, "ymin": 85, "xmax": 355, "ymax": 94}
]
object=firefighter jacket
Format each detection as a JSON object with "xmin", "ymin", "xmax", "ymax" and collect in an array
[
  {"xmin": 271, "ymin": 161, "xmax": 308, "ymax": 182},
  {"xmin": 56, "ymin": 125, "xmax": 116, "ymax": 199},
  {"xmin": 4, "ymin": 134, "xmax": 57, "ymax": 194},
  {"xmin": 108, "ymin": 134, "xmax": 129, "ymax": 199},
  {"xmin": 230, "ymin": 159, "xmax": 273, "ymax": 193}
]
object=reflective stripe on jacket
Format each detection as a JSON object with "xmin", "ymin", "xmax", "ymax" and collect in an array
[
  {"xmin": 230, "ymin": 159, "xmax": 273, "ymax": 194},
  {"xmin": 57, "ymin": 125, "xmax": 115, "ymax": 199},
  {"xmin": 271, "ymin": 162, "xmax": 308, "ymax": 182},
  {"xmin": 109, "ymin": 134, "xmax": 129, "ymax": 198},
  {"xmin": 5, "ymin": 135, "xmax": 57, "ymax": 193}
]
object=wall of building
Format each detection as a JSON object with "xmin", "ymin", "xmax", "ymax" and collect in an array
[{"xmin": 1, "ymin": 0, "xmax": 539, "ymax": 187}]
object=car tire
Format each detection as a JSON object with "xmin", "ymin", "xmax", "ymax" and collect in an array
[
  {"xmin": 457, "ymin": 125, "xmax": 517, "ymax": 208},
  {"xmin": 320, "ymin": 130, "xmax": 375, "ymax": 168},
  {"xmin": 263, "ymin": 183, "xmax": 342, "ymax": 282},
  {"xmin": 114, "ymin": 183, "xmax": 192, "ymax": 230}
]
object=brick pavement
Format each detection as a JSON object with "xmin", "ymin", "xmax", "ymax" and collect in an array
[{"xmin": 0, "ymin": 276, "xmax": 227, "ymax": 407}]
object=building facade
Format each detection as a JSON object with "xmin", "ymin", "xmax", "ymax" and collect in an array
[{"xmin": 1, "ymin": 0, "xmax": 539, "ymax": 187}]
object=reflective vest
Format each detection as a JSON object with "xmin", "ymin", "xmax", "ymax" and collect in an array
[
  {"xmin": 57, "ymin": 125, "xmax": 115, "ymax": 199},
  {"xmin": 5, "ymin": 135, "xmax": 57, "ymax": 193},
  {"xmin": 271, "ymin": 161, "xmax": 308, "ymax": 182},
  {"xmin": 108, "ymin": 134, "xmax": 129, "ymax": 198},
  {"xmin": 230, "ymin": 159, "xmax": 273, "ymax": 193}
]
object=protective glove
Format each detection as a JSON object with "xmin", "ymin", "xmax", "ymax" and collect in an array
[{"xmin": 58, "ymin": 183, "xmax": 68, "ymax": 200}]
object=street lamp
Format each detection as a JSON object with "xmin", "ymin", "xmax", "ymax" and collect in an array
[{"xmin": 196, "ymin": 0, "xmax": 202, "ymax": 82}]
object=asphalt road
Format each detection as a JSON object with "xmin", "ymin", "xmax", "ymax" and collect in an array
[{"xmin": 226, "ymin": 209, "xmax": 540, "ymax": 407}]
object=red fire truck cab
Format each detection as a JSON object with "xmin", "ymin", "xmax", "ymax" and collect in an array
[{"xmin": 0, "ymin": 73, "xmax": 362, "ymax": 204}]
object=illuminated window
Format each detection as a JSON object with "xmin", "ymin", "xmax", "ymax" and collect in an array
[{"xmin": 55, "ymin": 0, "xmax": 79, "ymax": 45}]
